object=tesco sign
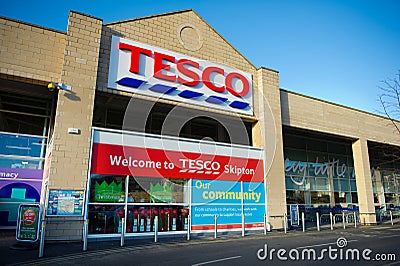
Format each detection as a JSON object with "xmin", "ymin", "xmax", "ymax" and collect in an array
[{"xmin": 108, "ymin": 36, "xmax": 253, "ymax": 115}]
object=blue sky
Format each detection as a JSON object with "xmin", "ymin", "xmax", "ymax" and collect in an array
[{"xmin": 2, "ymin": 0, "xmax": 399, "ymax": 114}]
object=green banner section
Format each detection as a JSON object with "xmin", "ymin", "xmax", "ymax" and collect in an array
[
  {"xmin": 95, "ymin": 181, "xmax": 123, "ymax": 202},
  {"xmin": 150, "ymin": 182, "xmax": 173, "ymax": 203}
]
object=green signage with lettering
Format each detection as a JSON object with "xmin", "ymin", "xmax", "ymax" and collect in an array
[
  {"xmin": 95, "ymin": 181, "xmax": 123, "ymax": 202},
  {"xmin": 150, "ymin": 182, "xmax": 173, "ymax": 203}
]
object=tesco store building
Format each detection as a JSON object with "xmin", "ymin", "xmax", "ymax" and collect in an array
[{"xmin": 0, "ymin": 10, "xmax": 399, "ymax": 240}]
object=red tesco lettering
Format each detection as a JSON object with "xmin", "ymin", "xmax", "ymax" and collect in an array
[{"xmin": 119, "ymin": 42, "xmax": 250, "ymax": 97}]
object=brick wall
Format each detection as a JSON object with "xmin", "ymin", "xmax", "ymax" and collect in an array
[
  {"xmin": 281, "ymin": 90, "xmax": 400, "ymax": 146},
  {"xmin": 0, "ymin": 17, "xmax": 65, "ymax": 84}
]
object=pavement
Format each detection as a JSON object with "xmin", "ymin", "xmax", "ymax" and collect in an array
[{"xmin": 0, "ymin": 222, "xmax": 399, "ymax": 266}]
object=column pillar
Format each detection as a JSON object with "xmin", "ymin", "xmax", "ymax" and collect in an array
[
  {"xmin": 254, "ymin": 67, "xmax": 286, "ymax": 229},
  {"xmin": 46, "ymin": 11, "xmax": 102, "ymax": 240},
  {"xmin": 352, "ymin": 138, "xmax": 376, "ymax": 225}
]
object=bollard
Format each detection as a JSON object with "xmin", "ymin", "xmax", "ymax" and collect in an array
[
  {"xmin": 302, "ymin": 212, "xmax": 305, "ymax": 232},
  {"xmin": 187, "ymin": 215, "xmax": 191, "ymax": 241},
  {"xmin": 390, "ymin": 211, "xmax": 393, "ymax": 226},
  {"xmin": 342, "ymin": 212, "xmax": 346, "ymax": 229},
  {"xmin": 242, "ymin": 215, "xmax": 245, "ymax": 237},
  {"xmin": 283, "ymin": 213, "xmax": 287, "ymax": 234},
  {"xmin": 316, "ymin": 212, "xmax": 320, "ymax": 231},
  {"xmin": 354, "ymin": 212, "xmax": 357, "ymax": 228},
  {"xmin": 330, "ymin": 212, "xmax": 333, "ymax": 231},
  {"xmin": 263, "ymin": 214, "xmax": 267, "ymax": 235},
  {"xmin": 154, "ymin": 216, "xmax": 158, "ymax": 243},
  {"xmin": 214, "ymin": 215, "xmax": 218, "ymax": 239},
  {"xmin": 267, "ymin": 222, "xmax": 271, "ymax": 232},
  {"xmin": 83, "ymin": 219, "xmax": 89, "ymax": 251},
  {"xmin": 120, "ymin": 218, "xmax": 125, "ymax": 247},
  {"xmin": 38, "ymin": 220, "xmax": 46, "ymax": 258}
]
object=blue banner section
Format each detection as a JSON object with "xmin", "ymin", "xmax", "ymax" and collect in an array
[
  {"xmin": 192, "ymin": 205, "xmax": 242, "ymax": 225},
  {"xmin": 191, "ymin": 179, "xmax": 265, "ymax": 226},
  {"xmin": 191, "ymin": 180, "xmax": 264, "ymax": 204},
  {"xmin": 192, "ymin": 180, "xmax": 241, "ymax": 204},
  {"xmin": 244, "ymin": 205, "xmax": 266, "ymax": 223},
  {"xmin": 243, "ymin": 182, "xmax": 265, "ymax": 204}
]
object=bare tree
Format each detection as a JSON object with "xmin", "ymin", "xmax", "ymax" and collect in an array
[
  {"xmin": 374, "ymin": 70, "xmax": 400, "ymax": 169},
  {"xmin": 378, "ymin": 70, "xmax": 400, "ymax": 135}
]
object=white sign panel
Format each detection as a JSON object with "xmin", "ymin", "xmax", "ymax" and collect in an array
[{"xmin": 108, "ymin": 36, "xmax": 253, "ymax": 116}]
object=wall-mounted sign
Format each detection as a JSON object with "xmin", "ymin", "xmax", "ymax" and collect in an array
[
  {"xmin": 16, "ymin": 204, "xmax": 41, "ymax": 242},
  {"xmin": 289, "ymin": 204, "xmax": 299, "ymax": 227},
  {"xmin": 108, "ymin": 36, "xmax": 254, "ymax": 116},
  {"xmin": 190, "ymin": 180, "xmax": 265, "ymax": 230},
  {"xmin": 46, "ymin": 190, "xmax": 84, "ymax": 216},
  {"xmin": 90, "ymin": 129, "xmax": 264, "ymax": 182},
  {"xmin": 0, "ymin": 167, "xmax": 42, "ymax": 227}
]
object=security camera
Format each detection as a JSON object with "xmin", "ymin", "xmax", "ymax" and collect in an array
[
  {"xmin": 47, "ymin": 82, "xmax": 72, "ymax": 92},
  {"xmin": 48, "ymin": 82, "xmax": 58, "ymax": 91}
]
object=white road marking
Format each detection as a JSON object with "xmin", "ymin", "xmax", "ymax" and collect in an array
[
  {"xmin": 377, "ymin": 235, "xmax": 400, "ymax": 239},
  {"xmin": 373, "ymin": 227, "xmax": 392, "ymax": 230},
  {"xmin": 192, "ymin": 255, "xmax": 242, "ymax": 266},
  {"xmin": 296, "ymin": 239, "xmax": 358, "ymax": 249},
  {"xmin": 381, "ymin": 261, "xmax": 400, "ymax": 266}
]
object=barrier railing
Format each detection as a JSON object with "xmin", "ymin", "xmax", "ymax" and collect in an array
[
  {"xmin": 36, "ymin": 208, "xmax": 400, "ymax": 258},
  {"xmin": 377, "ymin": 210, "xmax": 400, "ymax": 224}
]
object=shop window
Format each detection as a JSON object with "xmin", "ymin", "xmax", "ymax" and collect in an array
[
  {"xmin": 285, "ymin": 177, "xmax": 309, "ymax": 191},
  {"xmin": 87, "ymin": 175, "xmax": 189, "ymax": 235},
  {"xmin": 334, "ymin": 192, "xmax": 348, "ymax": 204},
  {"xmin": 333, "ymin": 179, "xmax": 350, "ymax": 192},
  {"xmin": 286, "ymin": 190, "xmax": 305, "ymax": 204},
  {"xmin": 284, "ymin": 149, "xmax": 308, "ymax": 163},
  {"xmin": 373, "ymin": 193, "xmax": 379, "ymax": 204},
  {"xmin": 347, "ymin": 166, "xmax": 356, "ymax": 180},
  {"xmin": 0, "ymin": 156, "xmax": 43, "ymax": 169},
  {"xmin": 125, "ymin": 206, "xmax": 189, "ymax": 233},
  {"xmin": 384, "ymin": 193, "xmax": 398, "ymax": 205},
  {"xmin": 383, "ymin": 174, "xmax": 398, "ymax": 193},
  {"xmin": 351, "ymin": 192, "xmax": 358, "ymax": 204},
  {"xmin": 350, "ymin": 180, "xmax": 357, "ymax": 191},
  {"xmin": 310, "ymin": 191, "xmax": 331, "ymax": 205},
  {"xmin": 373, "ymin": 193, "xmax": 386, "ymax": 205},
  {"xmin": 0, "ymin": 133, "xmax": 45, "ymax": 157},
  {"xmin": 88, "ymin": 205, "xmax": 190, "ymax": 235},
  {"xmin": 89, "ymin": 175, "xmax": 126, "ymax": 203},
  {"xmin": 0, "ymin": 88, "xmax": 52, "ymax": 136},
  {"xmin": 88, "ymin": 205, "xmax": 125, "ymax": 234},
  {"xmin": 0, "ymin": 112, "xmax": 48, "ymax": 136},
  {"xmin": 283, "ymin": 134, "xmax": 306, "ymax": 150},
  {"xmin": 310, "ymin": 177, "xmax": 330, "ymax": 191},
  {"xmin": 127, "ymin": 177, "xmax": 187, "ymax": 204},
  {"xmin": 327, "ymin": 142, "xmax": 347, "ymax": 155},
  {"xmin": 306, "ymin": 140, "xmax": 327, "ymax": 153}
]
